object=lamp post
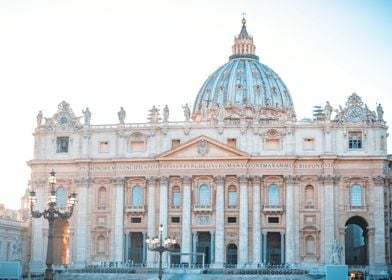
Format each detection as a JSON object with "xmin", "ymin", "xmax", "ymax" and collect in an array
[
  {"xmin": 146, "ymin": 224, "xmax": 176, "ymax": 280},
  {"xmin": 28, "ymin": 170, "xmax": 77, "ymax": 280}
]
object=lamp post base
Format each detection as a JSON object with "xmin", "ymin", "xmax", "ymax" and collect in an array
[{"xmin": 44, "ymin": 268, "xmax": 53, "ymax": 280}]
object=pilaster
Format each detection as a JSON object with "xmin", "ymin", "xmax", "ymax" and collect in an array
[
  {"xmin": 238, "ymin": 175, "xmax": 248, "ymax": 266},
  {"xmin": 214, "ymin": 175, "xmax": 225, "ymax": 267},
  {"xmin": 113, "ymin": 177, "xmax": 124, "ymax": 262},
  {"xmin": 285, "ymin": 175, "xmax": 297, "ymax": 264},
  {"xmin": 146, "ymin": 176, "xmax": 158, "ymax": 265},
  {"xmin": 251, "ymin": 176, "xmax": 261, "ymax": 265},
  {"xmin": 372, "ymin": 175, "xmax": 386, "ymax": 265},
  {"xmin": 181, "ymin": 176, "xmax": 192, "ymax": 264}
]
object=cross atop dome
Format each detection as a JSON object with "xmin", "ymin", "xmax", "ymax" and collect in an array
[{"xmin": 230, "ymin": 16, "xmax": 258, "ymax": 61}]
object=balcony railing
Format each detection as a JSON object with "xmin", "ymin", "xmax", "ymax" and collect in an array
[
  {"xmin": 125, "ymin": 205, "xmax": 146, "ymax": 213},
  {"xmin": 263, "ymin": 204, "xmax": 285, "ymax": 214},
  {"xmin": 347, "ymin": 205, "xmax": 367, "ymax": 211},
  {"xmin": 193, "ymin": 204, "xmax": 213, "ymax": 213}
]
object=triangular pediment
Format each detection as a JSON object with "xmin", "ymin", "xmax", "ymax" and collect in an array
[{"xmin": 156, "ymin": 135, "xmax": 249, "ymax": 160}]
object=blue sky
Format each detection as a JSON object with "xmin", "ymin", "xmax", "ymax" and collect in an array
[{"xmin": 0, "ymin": 0, "xmax": 391, "ymax": 209}]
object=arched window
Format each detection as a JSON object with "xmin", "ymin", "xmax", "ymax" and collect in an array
[
  {"xmin": 228, "ymin": 185, "xmax": 237, "ymax": 208},
  {"xmin": 97, "ymin": 235, "xmax": 106, "ymax": 255},
  {"xmin": 56, "ymin": 186, "xmax": 67, "ymax": 208},
  {"xmin": 98, "ymin": 187, "xmax": 107, "ymax": 208},
  {"xmin": 305, "ymin": 185, "xmax": 314, "ymax": 207},
  {"xmin": 305, "ymin": 235, "xmax": 315, "ymax": 256},
  {"xmin": 172, "ymin": 186, "xmax": 180, "ymax": 208},
  {"xmin": 268, "ymin": 184, "xmax": 279, "ymax": 206},
  {"xmin": 199, "ymin": 184, "xmax": 210, "ymax": 205},
  {"xmin": 132, "ymin": 185, "xmax": 143, "ymax": 206},
  {"xmin": 350, "ymin": 184, "xmax": 362, "ymax": 206}
]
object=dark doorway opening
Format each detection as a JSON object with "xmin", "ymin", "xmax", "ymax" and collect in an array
[{"xmin": 345, "ymin": 216, "xmax": 368, "ymax": 265}]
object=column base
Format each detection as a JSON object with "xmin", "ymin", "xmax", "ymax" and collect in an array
[
  {"xmin": 29, "ymin": 261, "xmax": 44, "ymax": 274},
  {"xmin": 72, "ymin": 261, "xmax": 87, "ymax": 269}
]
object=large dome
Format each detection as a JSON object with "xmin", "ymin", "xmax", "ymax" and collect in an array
[{"xmin": 193, "ymin": 18, "xmax": 295, "ymax": 121}]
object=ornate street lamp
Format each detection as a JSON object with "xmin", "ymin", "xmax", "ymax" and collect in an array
[
  {"xmin": 146, "ymin": 224, "xmax": 176, "ymax": 280},
  {"xmin": 28, "ymin": 170, "xmax": 77, "ymax": 280}
]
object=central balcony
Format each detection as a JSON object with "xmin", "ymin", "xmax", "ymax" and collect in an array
[
  {"xmin": 125, "ymin": 205, "xmax": 146, "ymax": 214},
  {"xmin": 193, "ymin": 204, "xmax": 213, "ymax": 214},
  {"xmin": 263, "ymin": 204, "xmax": 285, "ymax": 214}
]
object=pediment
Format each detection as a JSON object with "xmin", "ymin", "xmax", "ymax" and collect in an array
[{"xmin": 157, "ymin": 135, "xmax": 249, "ymax": 160}]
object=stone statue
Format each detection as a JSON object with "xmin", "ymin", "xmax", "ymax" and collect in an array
[
  {"xmin": 82, "ymin": 107, "xmax": 91, "ymax": 125},
  {"xmin": 331, "ymin": 239, "xmax": 342, "ymax": 264},
  {"xmin": 217, "ymin": 104, "xmax": 225, "ymax": 121},
  {"xmin": 163, "ymin": 105, "xmax": 169, "ymax": 122},
  {"xmin": 36, "ymin": 110, "xmax": 43, "ymax": 127},
  {"xmin": 182, "ymin": 103, "xmax": 191, "ymax": 121},
  {"xmin": 334, "ymin": 105, "xmax": 344, "ymax": 124},
  {"xmin": 118, "ymin": 107, "xmax": 126, "ymax": 124},
  {"xmin": 324, "ymin": 101, "xmax": 333, "ymax": 120},
  {"xmin": 377, "ymin": 103, "xmax": 384, "ymax": 122},
  {"xmin": 201, "ymin": 102, "xmax": 208, "ymax": 120}
]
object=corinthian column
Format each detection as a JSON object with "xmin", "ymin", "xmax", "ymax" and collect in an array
[
  {"xmin": 321, "ymin": 175, "xmax": 337, "ymax": 264},
  {"xmin": 214, "ymin": 176, "xmax": 225, "ymax": 268},
  {"xmin": 373, "ymin": 176, "xmax": 386, "ymax": 265},
  {"xmin": 113, "ymin": 177, "xmax": 125, "ymax": 261},
  {"xmin": 146, "ymin": 176, "xmax": 158, "ymax": 266},
  {"xmin": 159, "ymin": 176, "xmax": 169, "ymax": 266},
  {"xmin": 251, "ymin": 176, "xmax": 261, "ymax": 266},
  {"xmin": 29, "ymin": 179, "xmax": 46, "ymax": 273},
  {"xmin": 181, "ymin": 176, "xmax": 192, "ymax": 264},
  {"xmin": 239, "ymin": 175, "xmax": 249, "ymax": 266},
  {"xmin": 74, "ymin": 177, "xmax": 90, "ymax": 268},
  {"xmin": 285, "ymin": 175, "xmax": 296, "ymax": 264}
]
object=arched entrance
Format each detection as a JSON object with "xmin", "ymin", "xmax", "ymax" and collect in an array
[
  {"xmin": 345, "ymin": 216, "xmax": 368, "ymax": 265},
  {"xmin": 171, "ymin": 244, "xmax": 181, "ymax": 266},
  {"xmin": 226, "ymin": 244, "xmax": 237, "ymax": 266},
  {"xmin": 53, "ymin": 218, "xmax": 69, "ymax": 265}
]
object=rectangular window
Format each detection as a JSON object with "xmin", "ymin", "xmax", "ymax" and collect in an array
[
  {"xmin": 99, "ymin": 141, "xmax": 109, "ymax": 153},
  {"xmin": 227, "ymin": 138, "xmax": 237, "ymax": 148},
  {"xmin": 172, "ymin": 192, "xmax": 180, "ymax": 208},
  {"xmin": 131, "ymin": 217, "xmax": 142, "ymax": 223},
  {"xmin": 171, "ymin": 216, "xmax": 180, "ymax": 223},
  {"xmin": 265, "ymin": 138, "xmax": 280, "ymax": 150},
  {"xmin": 56, "ymin": 137, "xmax": 69, "ymax": 153},
  {"xmin": 303, "ymin": 138, "xmax": 315, "ymax": 150},
  {"xmin": 227, "ymin": 217, "xmax": 237, "ymax": 224},
  {"xmin": 348, "ymin": 132, "xmax": 362, "ymax": 149},
  {"xmin": 171, "ymin": 139, "xmax": 181, "ymax": 149},
  {"xmin": 130, "ymin": 141, "xmax": 145, "ymax": 152},
  {"xmin": 268, "ymin": 217, "xmax": 279, "ymax": 224}
]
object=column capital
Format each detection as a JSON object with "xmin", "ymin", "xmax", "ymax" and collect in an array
[
  {"xmin": 74, "ymin": 176, "xmax": 91, "ymax": 187},
  {"xmin": 112, "ymin": 177, "xmax": 125, "ymax": 186},
  {"xmin": 373, "ymin": 175, "xmax": 385, "ymax": 186},
  {"xmin": 181, "ymin": 176, "xmax": 192, "ymax": 185},
  {"xmin": 238, "ymin": 175, "xmax": 248, "ymax": 185},
  {"xmin": 250, "ymin": 175, "xmax": 261, "ymax": 184},
  {"xmin": 284, "ymin": 175, "xmax": 298, "ymax": 184},
  {"xmin": 147, "ymin": 176, "xmax": 158, "ymax": 185},
  {"xmin": 319, "ymin": 174, "xmax": 340, "ymax": 185},
  {"xmin": 159, "ymin": 176, "xmax": 169, "ymax": 184},
  {"xmin": 32, "ymin": 178, "xmax": 47, "ymax": 187},
  {"xmin": 214, "ymin": 175, "xmax": 225, "ymax": 185}
]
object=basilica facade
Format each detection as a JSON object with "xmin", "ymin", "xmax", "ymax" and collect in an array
[{"xmin": 28, "ymin": 19, "xmax": 390, "ymax": 275}]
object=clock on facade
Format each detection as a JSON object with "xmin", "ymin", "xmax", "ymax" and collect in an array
[{"xmin": 347, "ymin": 106, "xmax": 362, "ymax": 122}]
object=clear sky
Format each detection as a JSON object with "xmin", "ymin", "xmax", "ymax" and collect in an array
[{"xmin": 0, "ymin": 0, "xmax": 391, "ymax": 209}]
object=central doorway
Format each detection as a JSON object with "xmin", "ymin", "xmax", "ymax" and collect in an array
[
  {"xmin": 197, "ymin": 232, "xmax": 211, "ymax": 265},
  {"xmin": 267, "ymin": 232, "xmax": 281, "ymax": 265}
]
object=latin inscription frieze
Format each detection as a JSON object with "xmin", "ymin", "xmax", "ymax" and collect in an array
[{"xmin": 80, "ymin": 161, "xmax": 334, "ymax": 172}]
